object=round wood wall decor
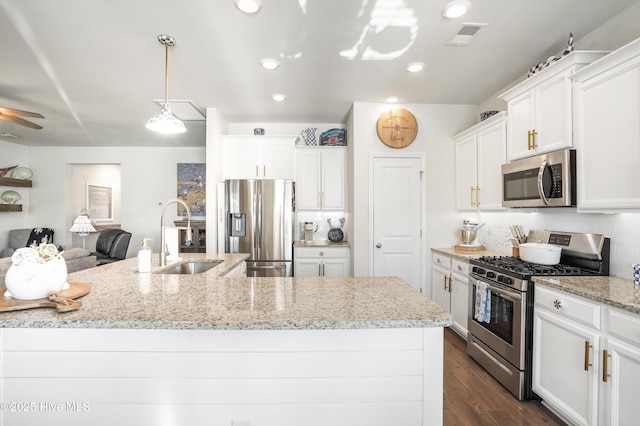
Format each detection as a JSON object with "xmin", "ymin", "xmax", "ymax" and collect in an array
[{"xmin": 376, "ymin": 108, "xmax": 418, "ymax": 148}]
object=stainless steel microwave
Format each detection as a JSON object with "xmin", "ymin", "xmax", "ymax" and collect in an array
[{"xmin": 501, "ymin": 149, "xmax": 576, "ymax": 208}]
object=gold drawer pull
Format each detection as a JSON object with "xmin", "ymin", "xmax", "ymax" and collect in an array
[
  {"xmin": 584, "ymin": 340, "xmax": 593, "ymax": 371},
  {"xmin": 602, "ymin": 349, "xmax": 611, "ymax": 382}
]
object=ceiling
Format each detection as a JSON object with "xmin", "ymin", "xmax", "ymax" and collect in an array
[{"xmin": 0, "ymin": 0, "xmax": 638, "ymax": 148}]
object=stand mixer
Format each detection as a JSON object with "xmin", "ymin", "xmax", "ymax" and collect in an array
[{"xmin": 455, "ymin": 219, "xmax": 485, "ymax": 251}]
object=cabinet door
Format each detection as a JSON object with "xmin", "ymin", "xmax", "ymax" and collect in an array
[
  {"xmin": 322, "ymin": 258, "xmax": 349, "ymax": 277},
  {"xmin": 535, "ymin": 73, "xmax": 572, "ymax": 154},
  {"xmin": 533, "ymin": 308, "xmax": 599, "ymax": 426},
  {"xmin": 262, "ymin": 139, "xmax": 294, "ymax": 179},
  {"xmin": 224, "ymin": 138, "xmax": 261, "ymax": 179},
  {"xmin": 321, "ymin": 149, "xmax": 346, "ymax": 210},
  {"xmin": 294, "ymin": 259, "xmax": 320, "ymax": 277},
  {"xmin": 431, "ymin": 265, "xmax": 451, "ymax": 312},
  {"xmin": 454, "ymin": 135, "xmax": 478, "ymax": 211},
  {"xmin": 476, "ymin": 120, "xmax": 506, "ymax": 211},
  {"xmin": 575, "ymin": 61, "xmax": 640, "ymax": 210},
  {"xmin": 506, "ymin": 90, "xmax": 535, "ymax": 160},
  {"xmin": 603, "ymin": 338, "xmax": 640, "ymax": 426},
  {"xmin": 295, "ymin": 150, "xmax": 322, "ymax": 210},
  {"xmin": 449, "ymin": 271, "xmax": 469, "ymax": 339}
]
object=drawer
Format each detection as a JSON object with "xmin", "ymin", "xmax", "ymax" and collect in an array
[
  {"xmin": 451, "ymin": 259, "xmax": 469, "ymax": 276},
  {"xmin": 295, "ymin": 247, "xmax": 349, "ymax": 259},
  {"xmin": 608, "ymin": 307, "xmax": 640, "ymax": 346},
  {"xmin": 432, "ymin": 253, "xmax": 451, "ymax": 269},
  {"xmin": 535, "ymin": 284, "xmax": 601, "ymax": 329}
]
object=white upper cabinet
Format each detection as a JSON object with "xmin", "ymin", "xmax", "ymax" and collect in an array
[
  {"xmin": 223, "ymin": 135, "xmax": 295, "ymax": 179},
  {"xmin": 296, "ymin": 147, "xmax": 347, "ymax": 211},
  {"xmin": 572, "ymin": 38, "xmax": 640, "ymax": 211},
  {"xmin": 500, "ymin": 51, "xmax": 608, "ymax": 161},
  {"xmin": 454, "ymin": 112, "xmax": 506, "ymax": 211}
]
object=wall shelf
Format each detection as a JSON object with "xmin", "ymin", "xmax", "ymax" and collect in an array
[
  {"xmin": 0, "ymin": 177, "xmax": 32, "ymax": 188},
  {"xmin": 0, "ymin": 204, "xmax": 22, "ymax": 212}
]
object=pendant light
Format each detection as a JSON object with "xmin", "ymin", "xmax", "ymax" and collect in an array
[{"xmin": 146, "ymin": 34, "xmax": 186, "ymax": 134}]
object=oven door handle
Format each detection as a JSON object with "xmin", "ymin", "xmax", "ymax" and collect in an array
[{"xmin": 473, "ymin": 278, "xmax": 521, "ymax": 302}]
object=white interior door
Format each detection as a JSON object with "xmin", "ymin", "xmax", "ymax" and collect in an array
[{"xmin": 372, "ymin": 156, "xmax": 423, "ymax": 291}]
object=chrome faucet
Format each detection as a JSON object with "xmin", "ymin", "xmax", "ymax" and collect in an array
[{"xmin": 160, "ymin": 199, "xmax": 192, "ymax": 267}]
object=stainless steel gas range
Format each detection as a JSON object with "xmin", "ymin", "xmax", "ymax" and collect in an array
[{"xmin": 467, "ymin": 231, "xmax": 610, "ymax": 400}]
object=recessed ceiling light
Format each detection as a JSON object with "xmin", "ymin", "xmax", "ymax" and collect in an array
[
  {"xmin": 386, "ymin": 97, "xmax": 399, "ymax": 103},
  {"xmin": 406, "ymin": 62, "xmax": 425, "ymax": 73},
  {"xmin": 260, "ymin": 58, "xmax": 280, "ymax": 70},
  {"xmin": 442, "ymin": 0, "xmax": 471, "ymax": 19},
  {"xmin": 234, "ymin": 0, "xmax": 262, "ymax": 14},
  {"xmin": 272, "ymin": 94, "xmax": 286, "ymax": 102}
]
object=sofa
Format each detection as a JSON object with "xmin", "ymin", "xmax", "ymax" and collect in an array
[{"xmin": 0, "ymin": 228, "xmax": 97, "ymax": 287}]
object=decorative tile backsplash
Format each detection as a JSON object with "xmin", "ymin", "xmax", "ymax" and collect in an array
[{"xmin": 476, "ymin": 211, "xmax": 640, "ymax": 279}]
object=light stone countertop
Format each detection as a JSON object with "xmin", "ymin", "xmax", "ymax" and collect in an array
[
  {"xmin": 532, "ymin": 275, "xmax": 640, "ymax": 315},
  {"xmin": 431, "ymin": 247, "xmax": 507, "ymax": 261},
  {"xmin": 0, "ymin": 253, "xmax": 451, "ymax": 330},
  {"xmin": 294, "ymin": 241, "xmax": 350, "ymax": 247}
]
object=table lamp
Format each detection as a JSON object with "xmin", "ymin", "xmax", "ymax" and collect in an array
[{"xmin": 69, "ymin": 209, "xmax": 97, "ymax": 249}]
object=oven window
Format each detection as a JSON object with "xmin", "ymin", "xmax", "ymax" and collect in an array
[{"xmin": 473, "ymin": 284, "xmax": 515, "ymax": 344}]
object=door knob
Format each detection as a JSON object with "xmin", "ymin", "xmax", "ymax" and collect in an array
[{"xmin": 376, "ymin": 243, "xmax": 382, "ymax": 248}]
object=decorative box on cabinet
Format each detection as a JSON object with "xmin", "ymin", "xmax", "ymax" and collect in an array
[
  {"xmin": 0, "ymin": 176, "xmax": 32, "ymax": 212},
  {"xmin": 222, "ymin": 135, "xmax": 295, "ymax": 179},
  {"xmin": 295, "ymin": 147, "xmax": 347, "ymax": 211},
  {"xmin": 294, "ymin": 245, "xmax": 350, "ymax": 277},
  {"xmin": 499, "ymin": 51, "xmax": 608, "ymax": 161},
  {"xmin": 453, "ymin": 112, "xmax": 506, "ymax": 211},
  {"xmin": 431, "ymin": 252, "xmax": 469, "ymax": 339},
  {"xmin": 571, "ymin": 37, "xmax": 640, "ymax": 211},
  {"xmin": 533, "ymin": 283, "xmax": 640, "ymax": 426}
]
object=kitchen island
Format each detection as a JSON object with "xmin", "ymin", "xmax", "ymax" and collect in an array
[{"xmin": 0, "ymin": 254, "xmax": 451, "ymax": 426}]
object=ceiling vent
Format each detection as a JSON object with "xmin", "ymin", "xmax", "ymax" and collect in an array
[{"xmin": 445, "ymin": 22, "xmax": 487, "ymax": 47}]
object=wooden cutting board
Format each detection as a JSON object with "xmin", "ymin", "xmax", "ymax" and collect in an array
[{"xmin": 0, "ymin": 282, "xmax": 90, "ymax": 312}]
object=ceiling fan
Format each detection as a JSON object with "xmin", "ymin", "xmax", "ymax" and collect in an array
[{"xmin": 0, "ymin": 107, "xmax": 44, "ymax": 130}]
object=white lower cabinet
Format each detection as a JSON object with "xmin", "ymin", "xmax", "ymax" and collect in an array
[
  {"xmin": 533, "ymin": 283, "xmax": 640, "ymax": 425},
  {"xmin": 431, "ymin": 252, "xmax": 469, "ymax": 339},
  {"xmin": 294, "ymin": 246, "xmax": 350, "ymax": 277}
]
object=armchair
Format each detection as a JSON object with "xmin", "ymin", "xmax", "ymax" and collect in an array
[{"xmin": 91, "ymin": 228, "xmax": 132, "ymax": 265}]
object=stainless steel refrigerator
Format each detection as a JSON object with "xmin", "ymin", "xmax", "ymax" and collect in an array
[{"xmin": 221, "ymin": 179, "xmax": 294, "ymax": 277}]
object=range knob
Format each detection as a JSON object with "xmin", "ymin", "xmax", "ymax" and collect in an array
[
  {"xmin": 472, "ymin": 267, "xmax": 486, "ymax": 275},
  {"xmin": 498, "ymin": 275, "xmax": 513, "ymax": 285},
  {"xmin": 486, "ymin": 271, "xmax": 496, "ymax": 279}
]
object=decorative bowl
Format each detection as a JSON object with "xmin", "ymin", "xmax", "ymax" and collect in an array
[
  {"xmin": 4, "ymin": 256, "xmax": 69, "ymax": 300},
  {"xmin": 480, "ymin": 111, "xmax": 500, "ymax": 121}
]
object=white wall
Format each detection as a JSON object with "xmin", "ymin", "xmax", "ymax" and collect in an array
[
  {"xmin": 24, "ymin": 146, "xmax": 205, "ymax": 255},
  {"xmin": 349, "ymin": 102, "xmax": 478, "ymax": 291}
]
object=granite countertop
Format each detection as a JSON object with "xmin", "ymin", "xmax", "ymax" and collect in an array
[
  {"xmin": 294, "ymin": 241, "xmax": 350, "ymax": 247},
  {"xmin": 532, "ymin": 275, "xmax": 640, "ymax": 315},
  {"xmin": 431, "ymin": 247, "xmax": 507, "ymax": 261},
  {"xmin": 0, "ymin": 253, "xmax": 451, "ymax": 330}
]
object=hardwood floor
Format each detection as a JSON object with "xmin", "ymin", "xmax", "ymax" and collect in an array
[{"xmin": 443, "ymin": 328, "xmax": 566, "ymax": 426}]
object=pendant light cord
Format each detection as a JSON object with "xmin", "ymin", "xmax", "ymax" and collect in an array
[{"xmin": 164, "ymin": 42, "xmax": 169, "ymax": 105}]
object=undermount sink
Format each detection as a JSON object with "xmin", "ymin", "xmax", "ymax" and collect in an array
[{"xmin": 156, "ymin": 260, "xmax": 224, "ymax": 275}]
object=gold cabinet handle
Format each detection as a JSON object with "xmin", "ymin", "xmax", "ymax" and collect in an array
[
  {"xmin": 602, "ymin": 349, "xmax": 611, "ymax": 382},
  {"xmin": 470, "ymin": 186, "xmax": 476, "ymax": 206},
  {"xmin": 263, "ymin": 165, "xmax": 266, "ymax": 176},
  {"xmin": 476, "ymin": 186, "xmax": 480, "ymax": 206},
  {"xmin": 255, "ymin": 165, "xmax": 259, "ymax": 177},
  {"xmin": 584, "ymin": 340, "xmax": 593, "ymax": 371},
  {"xmin": 527, "ymin": 129, "xmax": 538, "ymax": 150},
  {"xmin": 443, "ymin": 276, "xmax": 447, "ymax": 291},
  {"xmin": 448, "ymin": 276, "xmax": 452, "ymax": 293}
]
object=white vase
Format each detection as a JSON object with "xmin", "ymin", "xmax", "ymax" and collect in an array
[{"xmin": 4, "ymin": 256, "xmax": 69, "ymax": 300}]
